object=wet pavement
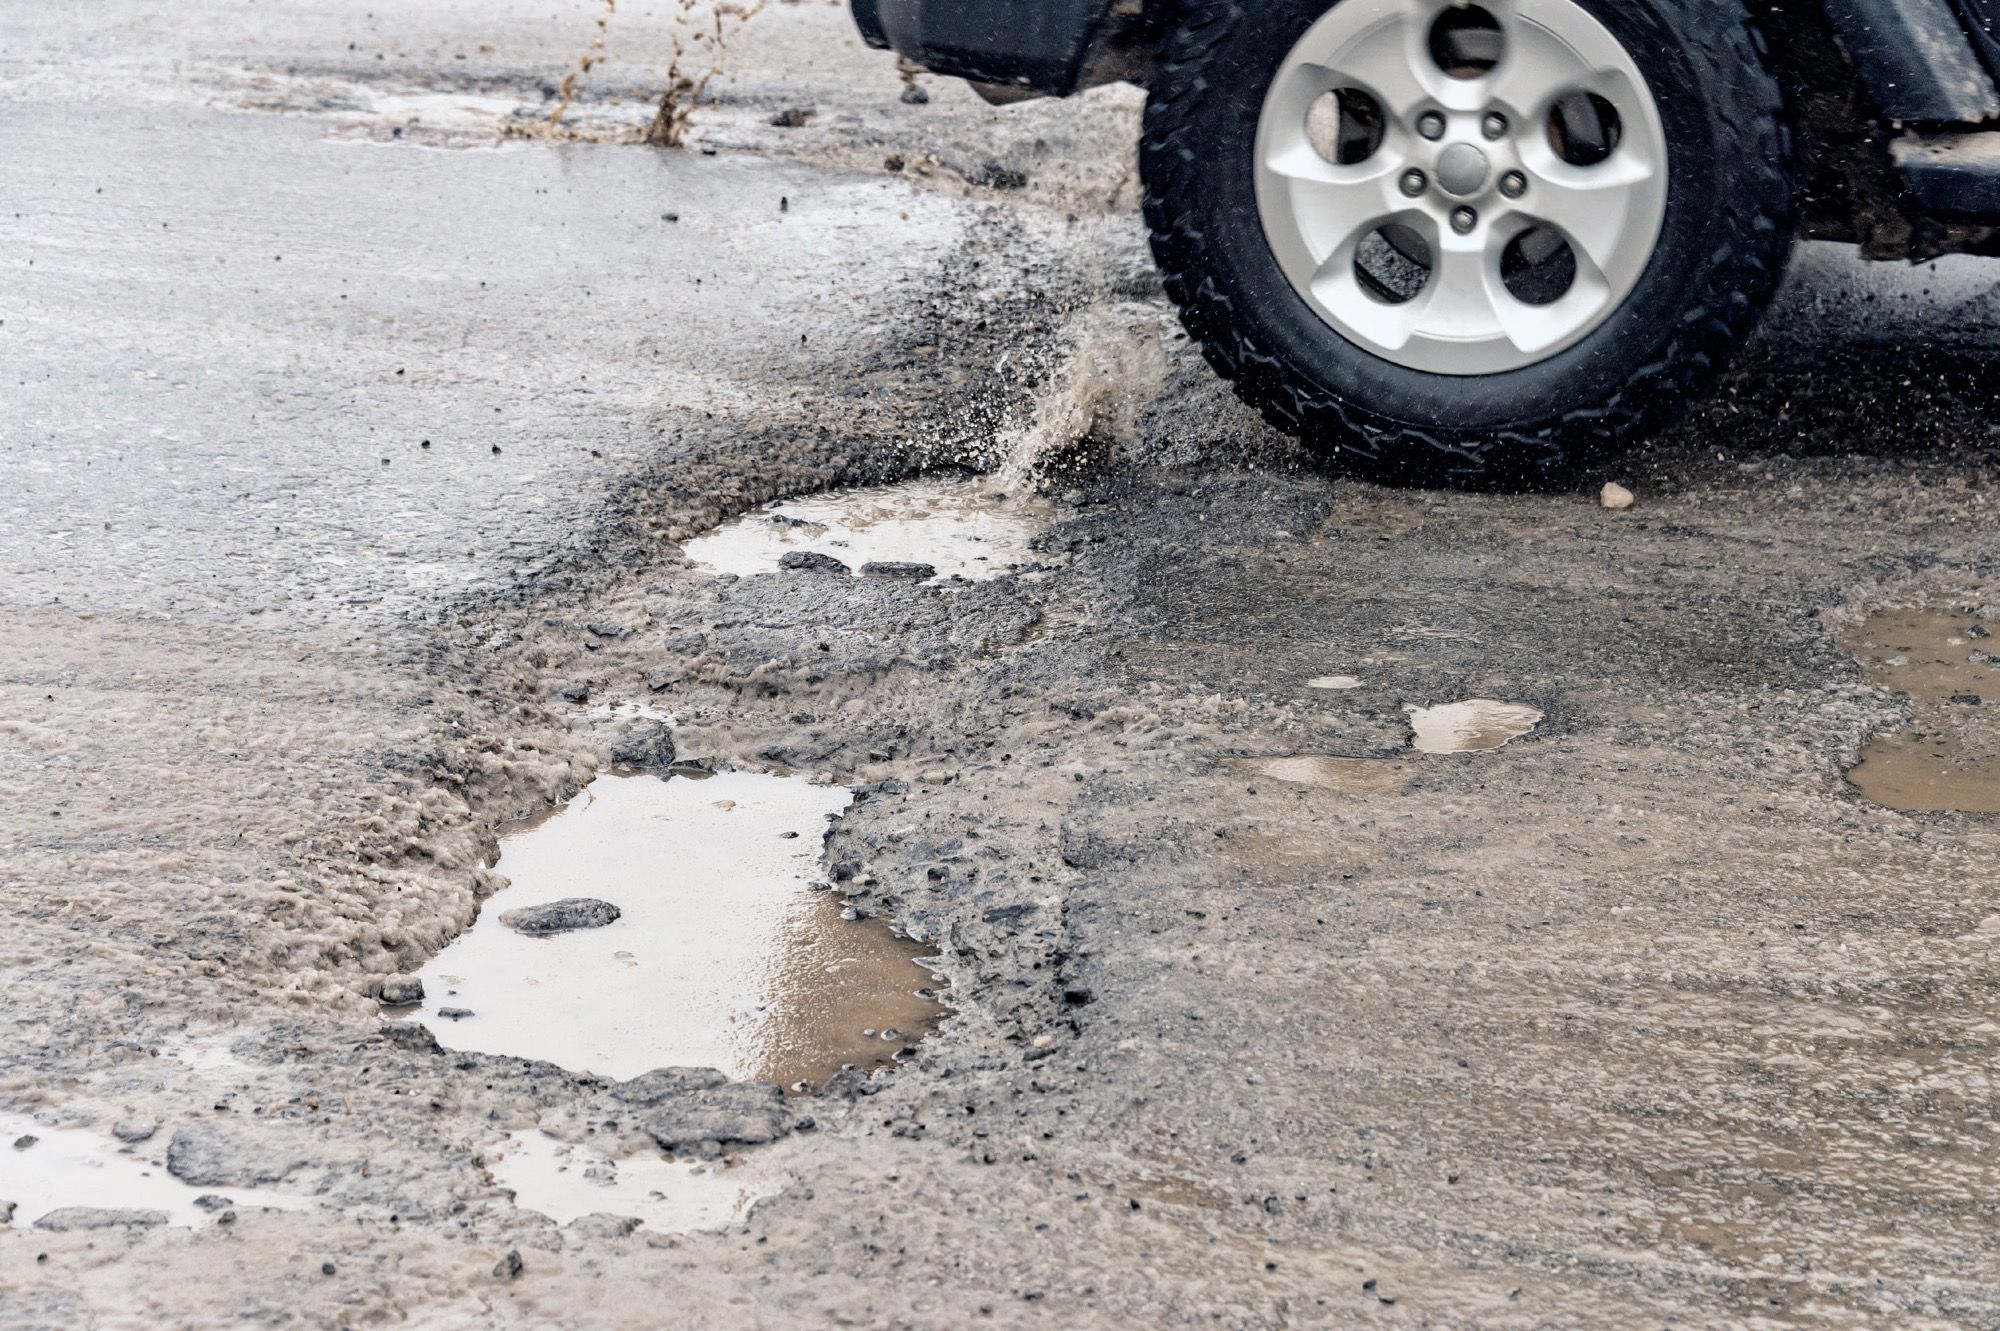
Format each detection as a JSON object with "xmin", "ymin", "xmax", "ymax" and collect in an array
[{"xmin": 8, "ymin": 2, "xmax": 2000, "ymax": 1329}]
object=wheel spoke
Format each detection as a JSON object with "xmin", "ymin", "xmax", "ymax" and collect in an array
[
  {"xmin": 1317, "ymin": 15, "xmax": 1438, "ymax": 122},
  {"xmin": 1411, "ymin": 237, "xmax": 1504, "ymax": 346},
  {"xmin": 1516, "ymin": 155, "xmax": 1654, "ymax": 273},
  {"xmin": 1265, "ymin": 152, "xmax": 1407, "ymax": 266}
]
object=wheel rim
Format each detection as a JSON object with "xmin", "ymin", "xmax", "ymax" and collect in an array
[{"xmin": 1253, "ymin": 0, "xmax": 1669, "ymax": 376}]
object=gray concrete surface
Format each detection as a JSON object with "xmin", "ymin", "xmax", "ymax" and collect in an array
[{"xmin": 5, "ymin": 1, "xmax": 2000, "ymax": 1328}]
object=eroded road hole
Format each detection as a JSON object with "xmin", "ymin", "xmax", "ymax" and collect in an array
[
  {"xmin": 410, "ymin": 771, "xmax": 945, "ymax": 1087},
  {"xmin": 1839, "ymin": 606, "xmax": 2000, "ymax": 812},
  {"xmin": 0, "ymin": 1112, "xmax": 299, "ymax": 1230},
  {"xmin": 682, "ymin": 477, "xmax": 1051, "ymax": 583},
  {"xmin": 1406, "ymin": 699, "xmax": 1544, "ymax": 753},
  {"xmin": 488, "ymin": 1130, "xmax": 798, "ymax": 1236}
]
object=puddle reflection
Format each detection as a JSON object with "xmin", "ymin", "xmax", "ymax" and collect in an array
[{"xmin": 414, "ymin": 772, "xmax": 945, "ymax": 1086}]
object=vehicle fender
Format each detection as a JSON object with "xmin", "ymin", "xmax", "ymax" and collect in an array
[
  {"xmin": 851, "ymin": 0, "xmax": 1116, "ymax": 95},
  {"xmin": 1821, "ymin": 0, "xmax": 2000, "ymax": 121}
]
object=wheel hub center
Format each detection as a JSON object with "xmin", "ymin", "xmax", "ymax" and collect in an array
[{"xmin": 1435, "ymin": 142, "xmax": 1490, "ymax": 197}]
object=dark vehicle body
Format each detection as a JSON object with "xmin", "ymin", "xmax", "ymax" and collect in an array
[{"xmin": 856, "ymin": 0, "xmax": 2000, "ymax": 250}]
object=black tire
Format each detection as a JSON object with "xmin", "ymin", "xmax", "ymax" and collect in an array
[{"xmin": 1139, "ymin": 0, "xmax": 1796, "ymax": 488}]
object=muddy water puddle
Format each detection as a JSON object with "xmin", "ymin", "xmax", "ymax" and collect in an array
[
  {"xmin": 412, "ymin": 772, "xmax": 944, "ymax": 1087},
  {"xmin": 489, "ymin": 1131, "xmax": 797, "ymax": 1235},
  {"xmin": 1839, "ymin": 606, "xmax": 2000, "ymax": 812},
  {"xmin": 1407, "ymin": 700, "xmax": 1543, "ymax": 753},
  {"xmin": 682, "ymin": 478, "xmax": 1050, "ymax": 584},
  {"xmin": 0, "ymin": 1112, "xmax": 299, "ymax": 1230},
  {"xmin": 1236, "ymin": 755, "xmax": 1410, "ymax": 794}
]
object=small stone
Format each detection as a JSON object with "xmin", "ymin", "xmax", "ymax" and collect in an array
[
  {"xmin": 1968, "ymin": 623, "xmax": 1990, "ymax": 639},
  {"xmin": 611, "ymin": 1067, "xmax": 729, "ymax": 1106},
  {"xmin": 557, "ymin": 682, "xmax": 590, "ymax": 704},
  {"xmin": 378, "ymin": 976, "xmax": 425, "ymax": 1007},
  {"xmin": 970, "ymin": 161, "xmax": 1028, "ymax": 190},
  {"xmin": 884, "ymin": 153, "xmax": 905, "ymax": 172},
  {"xmin": 768, "ymin": 106, "xmax": 814, "ymax": 127},
  {"xmin": 860, "ymin": 561, "xmax": 936, "ymax": 580},
  {"xmin": 0, "ymin": 1201, "xmax": 13, "ymax": 1224},
  {"xmin": 494, "ymin": 1249, "xmax": 524, "ymax": 1280},
  {"xmin": 900, "ymin": 84, "xmax": 929, "ymax": 105},
  {"xmin": 111, "ymin": 1118, "xmax": 159, "ymax": 1144},
  {"xmin": 166, "ymin": 1123, "xmax": 304, "ymax": 1188},
  {"xmin": 499, "ymin": 898, "xmax": 622, "ymax": 936},
  {"xmin": 585, "ymin": 622, "xmax": 626, "ymax": 639},
  {"xmin": 34, "ymin": 1207, "xmax": 170, "ymax": 1231},
  {"xmin": 1951, "ymin": 693, "xmax": 1983, "ymax": 705},
  {"xmin": 640, "ymin": 1080, "xmax": 789, "ymax": 1151},
  {"xmin": 610, "ymin": 721, "xmax": 676, "ymax": 773},
  {"xmin": 777, "ymin": 550, "xmax": 849, "ymax": 575},
  {"xmin": 918, "ymin": 770, "xmax": 952, "ymax": 784},
  {"xmin": 12, "ymin": 1135, "xmax": 37, "ymax": 1151},
  {"xmin": 566, "ymin": 1213, "xmax": 641, "ymax": 1239},
  {"xmin": 321, "ymin": 1262, "xmax": 337, "ymax": 1276},
  {"xmin": 645, "ymin": 665, "xmax": 684, "ymax": 692},
  {"xmin": 193, "ymin": 1195, "xmax": 234, "ymax": 1212},
  {"xmin": 436, "ymin": 1007, "xmax": 474, "ymax": 1020},
  {"xmin": 1600, "ymin": 482, "xmax": 1635, "ymax": 510}
]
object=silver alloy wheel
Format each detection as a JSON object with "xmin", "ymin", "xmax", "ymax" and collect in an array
[{"xmin": 1253, "ymin": 0, "xmax": 1669, "ymax": 375}]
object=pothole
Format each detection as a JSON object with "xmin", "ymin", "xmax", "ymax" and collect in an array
[
  {"xmin": 409, "ymin": 771, "xmax": 945, "ymax": 1086},
  {"xmin": 489, "ymin": 1130, "xmax": 797, "ymax": 1236},
  {"xmin": 1838, "ymin": 606, "xmax": 2000, "ymax": 812},
  {"xmin": 1406, "ymin": 700, "xmax": 1543, "ymax": 753},
  {"xmin": 0, "ymin": 1113, "xmax": 300, "ymax": 1230},
  {"xmin": 682, "ymin": 478, "xmax": 1052, "ymax": 584},
  {"xmin": 1234, "ymin": 755, "xmax": 1408, "ymax": 793}
]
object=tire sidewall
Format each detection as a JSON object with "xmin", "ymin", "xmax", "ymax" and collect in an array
[{"xmin": 1172, "ymin": 0, "xmax": 1767, "ymax": 431}]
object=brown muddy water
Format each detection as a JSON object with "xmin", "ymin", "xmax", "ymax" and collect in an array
[
  {"xmin": 1236, "ymin": 755, "xmax": 1410, "ymax": 794},
  {"xmin": 1406, "ymin": 699, "xmax": 1544, "ymax": 753},
  {"xmin": 680, "ymin": 478, "xmax": 1051, "ymax": 583},
  {"xmin": 411, "ymin": 771, "xmax": 944, "ymax": 1088},
  {"xmin": 1839, "ymin": 607, "xmax": 2000, "ymax": 812}
]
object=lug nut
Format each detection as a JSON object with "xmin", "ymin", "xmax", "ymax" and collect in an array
[
  {"xmin": 1399, "ymin": 168, "xmax": 1428, "ymax": 197},
  {"xmin": 1482, "ymin": 111, "xmax": 1508, "ymax": 140},
  {"xmin": 1450, "ymin": 206, "xmax": 1478, "ymax": 234},
  {"xmin": 1499, "ymin": 170, "xmax": 1527, "ymax": 199},
  {"xmin": 1417, "ymin": 111, "xmax": 1446, "ymax": 140}
]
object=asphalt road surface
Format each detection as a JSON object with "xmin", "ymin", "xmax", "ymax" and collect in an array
[{"xmin": 5, "ymin": 3, "xmax": 2000, "ymax": 1328}]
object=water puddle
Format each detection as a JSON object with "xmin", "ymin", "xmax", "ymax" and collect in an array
[
  {"xmin": 412, "ymin": 771, "xmax": 945, "ymax": 1087},
  {"xmin": 488, "ymin": 1131, "xmax": 795, "ymax": 1235},
  {"xmin": 1235, "ymin": 755, "xmax": 1408, "ymax": 794},
  {"xmin": 0, "ymin": 1112, "xmax": 298, "ymax": 1230},
  {"xmin": 1406, "ymin": 700, "xmax": 1543, "ymax": 754},
  {"xmin": 1305, "ymin": 675, "xmax": 1363, "ymax": 691},
  {"xmin": 682, "ymin": 478, "xmax": 1050, "ymax": 584},
  {"xmin": 1838, "ymin": 606, "xmax": 2000, "ymax": 812}
]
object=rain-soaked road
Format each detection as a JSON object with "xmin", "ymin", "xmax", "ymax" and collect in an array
[{"xmin": 6, "ymin": 2, "xmax": 2000, "ymax": 1328}]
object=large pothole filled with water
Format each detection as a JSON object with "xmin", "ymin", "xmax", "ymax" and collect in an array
[
  {"xmin": 408, "ymin": 770, "xmax": 945, "ymax": 1089},
  {"xmin": 681, "ymin": 477, "xmax": 1052, "ymax": 583},
  {"xmin": 1838, "ymin": 605, "xmax": 2000, "ymax": 812}
]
